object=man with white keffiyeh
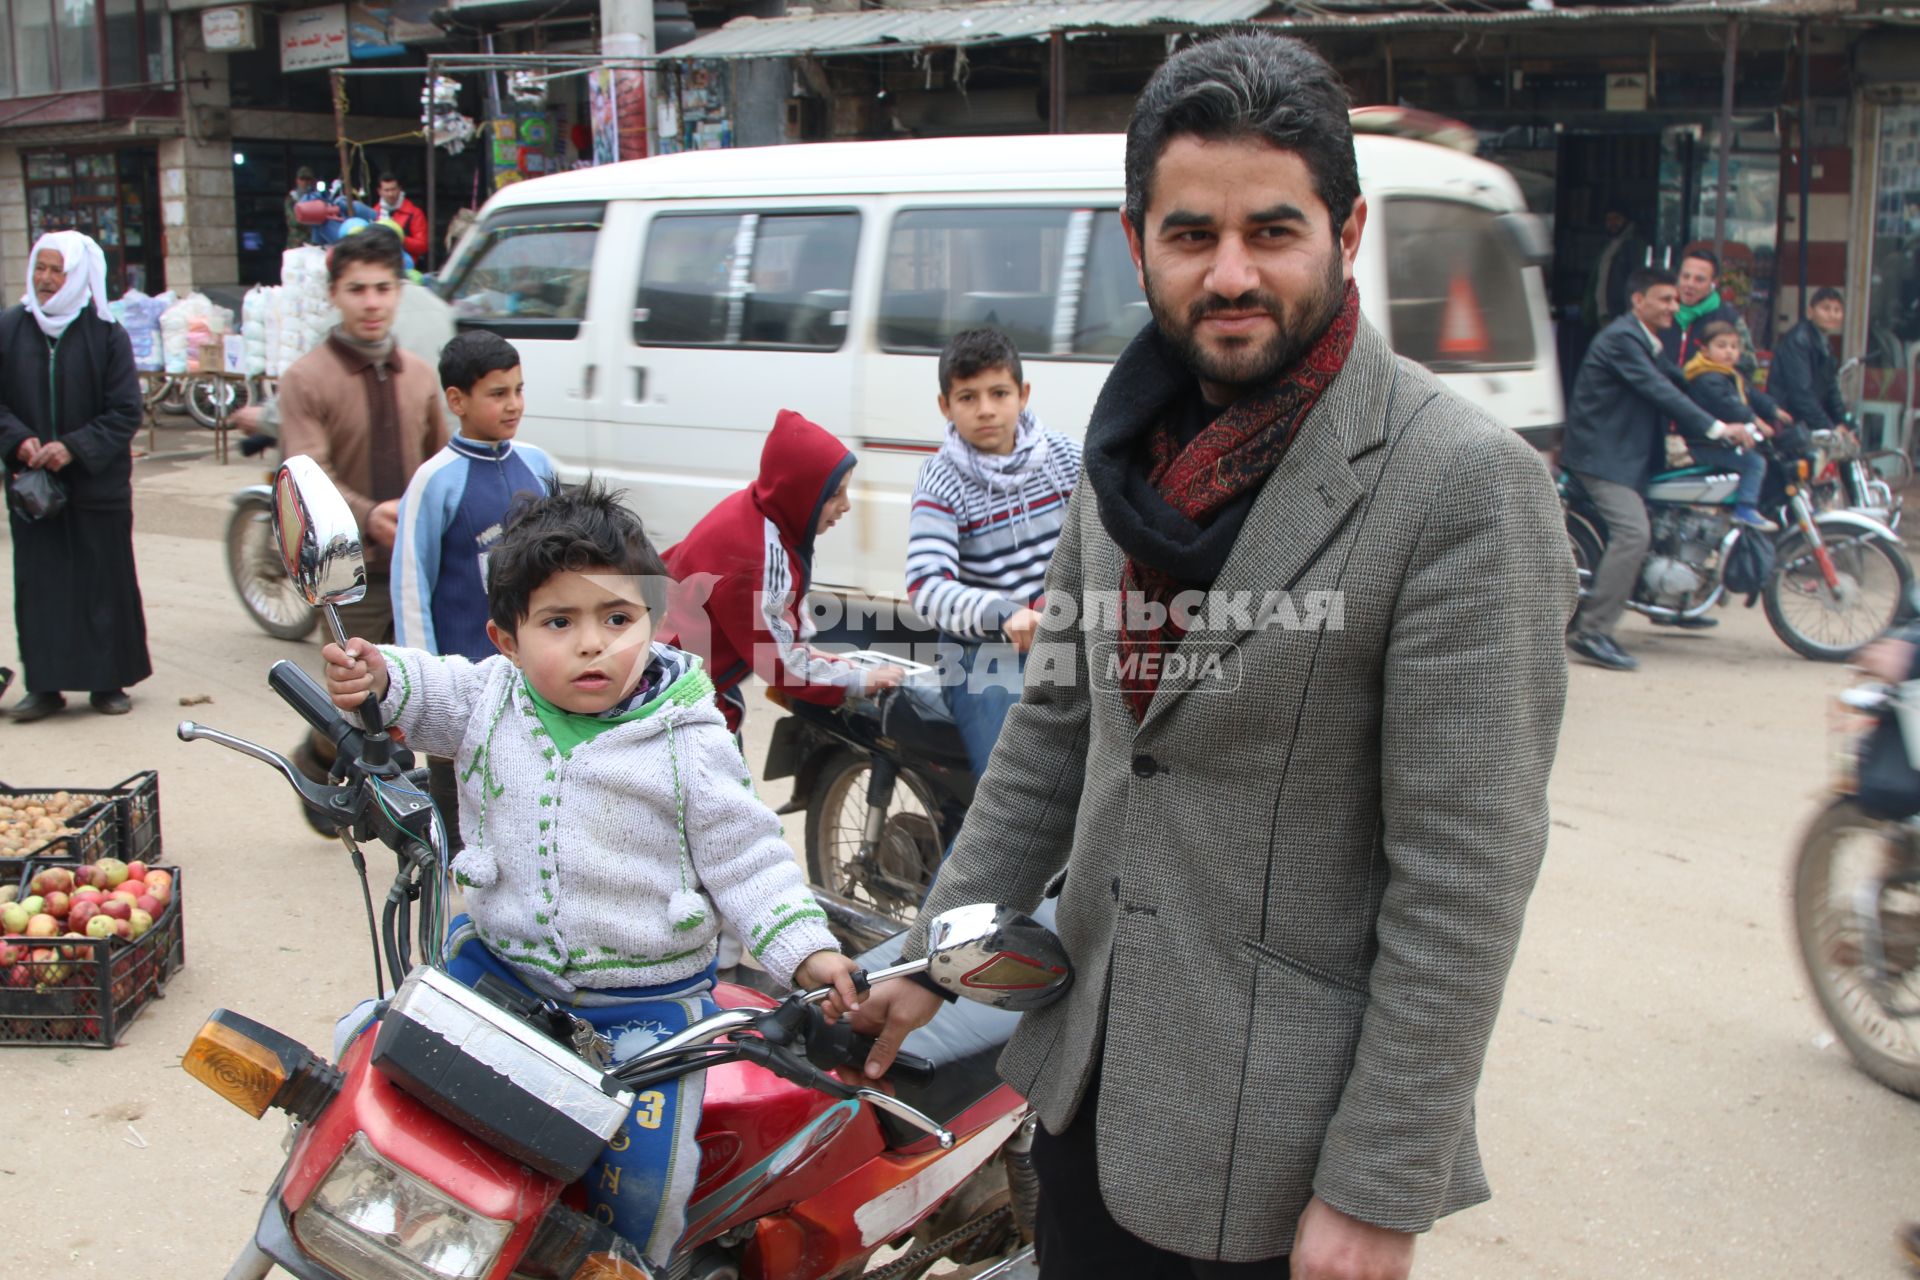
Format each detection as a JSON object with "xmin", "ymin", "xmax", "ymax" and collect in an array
[{"xmin": 0, "ymin": 230, "xmax": 150, "ymax": 721}]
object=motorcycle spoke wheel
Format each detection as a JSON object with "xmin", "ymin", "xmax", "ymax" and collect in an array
[
  {"xmin": 806, "ymin": 755, "xmax": 943, "ymax": 929},
  {"xmin": 1763, "ymin": 530, "xmax": 1910, "ymax": 661},
  {"xmin": 1794, "ymin": 800, "xmax": 1920, "ymax": 1097},
  {"xmin": 226, "ymin": 506, "xmax": 318, "ymax": 640}
]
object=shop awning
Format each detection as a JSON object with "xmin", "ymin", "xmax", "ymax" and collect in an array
[{"xmin": 664, "ymin": 0, "xmax": 1281, "ymax": 60}]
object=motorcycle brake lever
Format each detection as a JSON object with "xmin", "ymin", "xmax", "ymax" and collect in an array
[{"xmin": 178, "ymin": 721, "xmax": 362, "ymax": 827}]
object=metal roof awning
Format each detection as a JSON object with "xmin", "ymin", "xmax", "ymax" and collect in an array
[{"xmin": 665, "ymin": 0, "xmax": 1279, "ymax": 59}]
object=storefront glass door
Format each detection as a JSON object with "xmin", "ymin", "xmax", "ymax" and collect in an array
[{"xmin": 1862, "ymin": 103, "xmax": 1920, "ymax": 452}]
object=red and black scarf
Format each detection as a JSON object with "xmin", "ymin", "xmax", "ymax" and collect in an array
[{"xmin": 1109, "ymin": 282, "xmax": 1360, "ymax": 721}]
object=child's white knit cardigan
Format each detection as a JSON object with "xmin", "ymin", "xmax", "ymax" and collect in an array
[{"xmin": 372, "ymin": 644, "xmax": 837, "ymax": 992}]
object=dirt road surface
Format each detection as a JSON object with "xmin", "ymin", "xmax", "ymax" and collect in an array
[{"xmin": 1, "ymin": 432, "xmax": 1915, "ymax": 1278}]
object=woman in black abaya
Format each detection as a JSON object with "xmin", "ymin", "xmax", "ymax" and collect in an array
[{"xmin": 0, "ymin": 231, "xmax": 149, "ymax": 720}]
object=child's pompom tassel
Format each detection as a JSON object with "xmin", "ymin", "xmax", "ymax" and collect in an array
[
  {"xmin": 451, "ymin": 847, "xmax": 499, "ymax": 890},
  {"xmin": 669, "ymin": 889, "xmax": 710, "ymax": 933}
]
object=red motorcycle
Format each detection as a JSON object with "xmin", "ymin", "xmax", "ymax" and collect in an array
[{"xmin": 179, "ymin": 458, "xmax": 1067, "ymax": 1280}]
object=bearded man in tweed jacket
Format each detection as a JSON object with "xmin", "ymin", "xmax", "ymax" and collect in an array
[{"xmin": 844, "ymin": 32, "xmax": 1574, "ymax": 1280}]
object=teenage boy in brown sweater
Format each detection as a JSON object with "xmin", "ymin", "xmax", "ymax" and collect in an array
[{"xmin": 278, "ymin": 225, "xmax": 449, "ymax": 823}]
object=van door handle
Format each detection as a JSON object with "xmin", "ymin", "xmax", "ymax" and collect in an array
[
  {"xmin": 581, "ymin": 365, "xmax": 596, "ymax": 399},
  {"xmin": 634, "ymin": 367, "xmax": 648, "ymax": 403}
]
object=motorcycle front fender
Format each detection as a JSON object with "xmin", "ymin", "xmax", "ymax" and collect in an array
[
  {"xmin": 1808, "ymin": 508, "xmax": 1903, "ymax": 547},
  {"xmin": 233, "ymin": 1167, "xmax": 341, "ymax": 1280},
  {"xmin": 230, "ymin": 484, "xmax": 274, "ymax": 509}
]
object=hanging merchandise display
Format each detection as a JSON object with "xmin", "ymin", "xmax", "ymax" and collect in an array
[
  {"xmin": 508, "ymin": 70, "xmax": 547, "ymax": 108},
  {"xmin": 421, "ymin": 74, "xmax": 477, "ymax": 154}
]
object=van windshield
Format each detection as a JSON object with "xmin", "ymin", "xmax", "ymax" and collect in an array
[{"xmin": 1381, "ymin": 197, "xmax": 1536, "ymax": 372}]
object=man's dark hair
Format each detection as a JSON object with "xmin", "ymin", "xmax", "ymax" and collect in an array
[
  {"xmin": 937, "ymin": 328, "xmax": 1023, "ymax": 398},
  {"xmin": 379, "ymin": 172, "xmax": 401, "ymax": 188},
  {"xmin": 1811, "ymin": 286, "xmax": 1845, "ymax": 308},
  {"xmin": 1124, "ymin": 32, "xmax": 1359, "ymax": 237},
  {"xmin": 1681, "ymin": 248, "xmax": 1719, "ymax": 278},
  {"xmin": 1695, "ymin": 319, "xmax": 1739, "ymax": 346},
  {"xmin": 1627, "ymin": 266, "xmax": 1677, "ymax": 298},
  {"xmin": 327, "ymin": 224, "xmax": 406, "ymax": 284},
  {"xmin": 488, "ymin": 478, "xmax": 669, "ymax": 636},
  {"xmin": 296, "ymin": 166, "xmax": 315, "ymax": 182},
  {"xmin": 440, "ymin": 330, "xmax": 523, "ymax": 395}
]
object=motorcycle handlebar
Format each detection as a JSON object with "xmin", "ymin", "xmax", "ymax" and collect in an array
[{"xmin": 269, "ymin": 659, "xmax": 355, "ymax": 747}]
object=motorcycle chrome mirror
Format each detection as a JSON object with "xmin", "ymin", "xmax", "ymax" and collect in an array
[
  {"xmin": 274, "ymin": 454, "xmax": 367, "ymax": 612},
  {"xmin": 923, "ymin": 904, "xmax": 1072, "ymax": 1012}
]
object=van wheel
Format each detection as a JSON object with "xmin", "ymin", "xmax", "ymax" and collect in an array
[{"xmin": 804, "ymin": 751, "xmax": 943, "ymax": 936}]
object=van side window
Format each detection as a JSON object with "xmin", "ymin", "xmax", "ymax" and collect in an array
[
  {"xmin": 448, "ymin": 221, "xmax": 601, "ymax": 334},
  {"xmin": 1073, "ymin": 210, "xmax": 1152, "ymax": 356},
  {"xmin": 879, "ymin": 208, "xmax": 1073, "ymax": 355},
  {"xmin": 635, "ymin": 211, "xmax": 860, "ymax": 351},
  {"xmin": 1380, "ymin": 197, "xmax": 1536, "ymax": 370}
]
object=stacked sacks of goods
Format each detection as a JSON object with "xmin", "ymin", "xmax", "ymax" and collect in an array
[
  {"xmin": 263, "ymin": 247, "xmax": 337, "ymax": 377},
  {"xmin": 111, "ymin": 290, "xmax": 176, "ymax": 374},
  {"xmin": 159, "ymin": 295, "xmax": 236, "ymax": 375}
]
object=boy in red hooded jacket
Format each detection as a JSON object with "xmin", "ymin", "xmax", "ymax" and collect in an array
[{"xmin": 665, "ymin": 410, "xmax": 902, "ymax": 734}]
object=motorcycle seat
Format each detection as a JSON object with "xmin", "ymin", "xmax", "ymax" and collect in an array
[
  {"xmin": 852, "ymin": 900, "xmax": 1057, "ymax": 1137},
  {"xmin": 879, "ymin": 683, "xmax": 972, "ymax": 772}
]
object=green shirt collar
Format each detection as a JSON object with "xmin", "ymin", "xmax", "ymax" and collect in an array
[{"xmin": 518, "ymin": 656, "xmax": 714, "ymax": 758}]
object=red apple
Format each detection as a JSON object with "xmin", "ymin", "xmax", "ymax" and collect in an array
[
  {"xmin": 78, "ymin": 864, "xmax": 109, "ymax": 890},
  {"xmin": 111, "ymin": 919, "xmax": 130, "ymax": 940},
  {"xmin": 67, "ymin": 901, "xmax": 100, "ymax": 932},
  {"xmin": 119, "ymin": 880, "xmax": 146, "ymax": 900},
  {"xmin": 0, "ymin": 941, "xmax": 16, "ymax": 966},
  {"xmin": 43, "ymin": 891, "xmax": 70, "ymax": 919},
  {"xmin": 134, "ymin": 894, "xmax": 159, "ymax": 917},
  {"xmin": 144, "ymin": 870, "xmax": 172, "ymax": 895},
  {"xmin": 125, "ymin": 861, "xmax": 149, "ymax": 882},
  {"xmin": 71, "ymin": 889, "xmax": 104, "ymax": 908},
  {"xmin": 99, "ymin": 900, "xmax": 131, "ymax": 922},
  {"xmin": 25, "ymin": 914, "xmax": 58, "ymax": 938},
  {"xmin": 30, "ymin": 866, "xmax": 74, "ymax": 897}
]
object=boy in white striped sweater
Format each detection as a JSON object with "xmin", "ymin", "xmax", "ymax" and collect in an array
[{"xmin": 905, "ymin": 329, "xmax": 1082, "ymax": 776}]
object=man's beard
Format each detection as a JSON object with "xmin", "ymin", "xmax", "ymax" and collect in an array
[{"xmin": 1143, "ymin": 248, "xmax": 1347, "ymax": 397}]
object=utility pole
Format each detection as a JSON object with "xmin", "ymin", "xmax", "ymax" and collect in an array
[{"xmin": 602, "ymin": 0, "xmax": 655, "ymax": 157}]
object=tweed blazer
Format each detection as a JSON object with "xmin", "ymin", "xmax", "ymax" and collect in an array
[{"xmin": 902, "ymin": 319, "xmax": 1576, "ymax": 1261}]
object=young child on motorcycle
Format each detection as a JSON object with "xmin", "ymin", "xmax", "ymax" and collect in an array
[
  {"xmin": 321, "ymin": 479, "xmax": 861, "ymax": 1265},
  {"xmin": 1681, "ymin": 319, "xmax": 1787, "ymax": 532},
  {"xmin": 903, "ymin": 328, "xmax": 1081, "ymax": 776}
]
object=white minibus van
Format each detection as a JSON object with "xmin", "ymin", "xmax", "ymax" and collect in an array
[{"xmin": 439, "ymin": 130, "xmax": 1560, "ymax": 604}]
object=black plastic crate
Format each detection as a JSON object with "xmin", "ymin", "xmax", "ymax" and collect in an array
[
  {"xmin": 0, "ymin": 864, "xmax": 185, "ymax": 1048},
  {"xmin": 0, "ymin": 772, "xmax": 160, "ymax": 866}
]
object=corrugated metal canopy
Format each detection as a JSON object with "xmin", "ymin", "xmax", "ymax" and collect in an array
[{"xmin": 665, "ymin": 0, "xmax": 1278, "ymax": 59}]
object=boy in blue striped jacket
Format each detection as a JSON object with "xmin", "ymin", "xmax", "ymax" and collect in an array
[
  {"xmin": 905, "ymin": 329, "xmax": 1081, "ymax": 776},
  {"xmin": 392, "ymin": 329, "xmax": 557, "ymax": 840}
]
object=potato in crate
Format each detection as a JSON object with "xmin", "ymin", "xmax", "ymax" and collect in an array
[{"xmin": 0, "ymin": 772, "xmax": 161, "ymax": 865}]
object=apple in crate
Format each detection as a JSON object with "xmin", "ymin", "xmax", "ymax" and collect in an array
[
  {"xmin": 84, "ymin": 913, "xmax": 115, "ymax": 940},
  {"xmin": 1, "ymin": 902, "xmax": 29, "ymax": 934}
]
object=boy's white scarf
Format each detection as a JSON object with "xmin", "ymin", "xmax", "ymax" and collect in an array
[
  {"xmin": 937, "ymin": 410, "xmax": 1055, "ymax": 528},
  {"xmin": 23, "ymin": 231, "xmax": 113, "ymax": 340}
]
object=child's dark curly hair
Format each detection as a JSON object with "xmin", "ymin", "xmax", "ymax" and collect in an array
[{"xmin": 487, "ymin": 478, "xmax": 670, "ymax": 636}]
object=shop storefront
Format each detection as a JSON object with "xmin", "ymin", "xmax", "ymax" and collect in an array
[
  {"xmin": 1857, "ymin": 96, "xmax": 1920, "ymax": 450},
  {"xmin": 22, "ymin": 147, "xmax": 162, "ymax": 293}
]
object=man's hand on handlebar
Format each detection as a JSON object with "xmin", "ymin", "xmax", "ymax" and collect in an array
[
  {"xmin": 843, "ymin": 979, "xmax": 945, "ymax": 1079},
  {"xmin": 1003, "ymin": 606, "xmax": 1044, "ymax": 654},
  {"xmin": 322, "ymin": 638, "xmax": 392, "ymax": 712},
  {"xmin": 861, "ymin": 664, "xmax": 907, "ymax": 693}
]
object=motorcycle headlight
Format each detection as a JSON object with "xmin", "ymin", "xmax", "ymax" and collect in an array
[{"xmin": 293, "ymin": 1133, "xmax": 512, "ymax": 1280}]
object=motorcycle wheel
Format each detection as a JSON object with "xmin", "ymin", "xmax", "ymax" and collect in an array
[
  {"xmin": 1793, "ymin": 798, "xmax": 1920, "ymax": 1099},
  {"xmin": 1564, "ymin": 510, "xmax": 1603, "ymax": 603},
  {"xmin": 805, "ymin": 751, "xmax": 945, "ymax": 936},
  {"xmin": 226, "ymin": 495, "xmax": 319, "ymax": 641},
  {"xmin": 188, "ymin": 374, "xmax": 244, "ymax": 429},
  {"xmin": 1763, "ymin": 521, "xmax": 1912, "ymax": 661}
]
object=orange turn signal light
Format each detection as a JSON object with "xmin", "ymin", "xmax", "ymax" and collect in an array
[{"xmin": 184, "ymin": 1009, "xmax": 341, "ymax": 1122}]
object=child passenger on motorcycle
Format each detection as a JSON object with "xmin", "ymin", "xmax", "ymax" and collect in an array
[
  {"xmin": 321, "ymin": 479, "xmax": 861, "ymax": 1265},
  {"xmin": 904, "ymin": 329, "xmax": 1081, "ymax": 776},
  {"xmin": 1681, "ymin": 319, "xmax": 1788, "ymax": 532}
]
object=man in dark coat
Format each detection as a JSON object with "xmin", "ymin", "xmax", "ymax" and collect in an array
[
  {"xmin": 0, "ymin": 231, "xmax": 148, "ymax": 721},
  {"xmin": 1769, "ymin": 286, "xmax": 1847, "ymax": 453},
  {"xmin": 1560, "ymin": 266, "xmax": 1759, "ymax": 672}
]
